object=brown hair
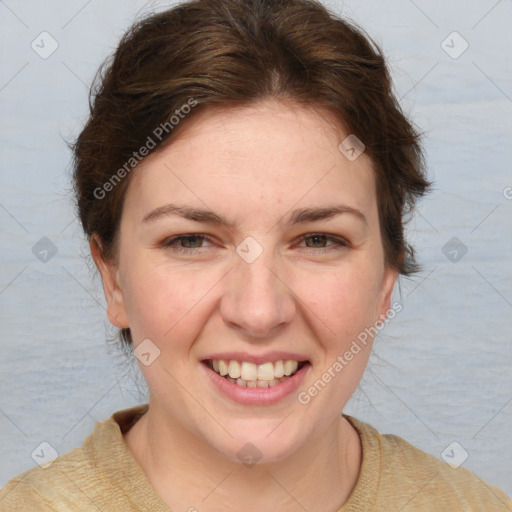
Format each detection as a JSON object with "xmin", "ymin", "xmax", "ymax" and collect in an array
[{"xmin": 71, "ymin": 0, "xmax": 430, "ymax": 346}]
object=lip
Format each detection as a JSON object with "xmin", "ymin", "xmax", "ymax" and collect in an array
[
  {"xmin": 200, "ymin": 360, "xmax": 311, "ymax": 405},
  {"xmin": 200, "ymin": 351, "xmax": 310, "ymax": 365}
]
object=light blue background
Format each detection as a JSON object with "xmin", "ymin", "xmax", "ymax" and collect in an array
[{"xmin": 1, "ymin": 0, "xmax": 511, "ymax": 500}]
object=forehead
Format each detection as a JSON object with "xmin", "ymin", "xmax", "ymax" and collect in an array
[
  {"xmin": 168, "ymin": 99, "xmax": 344, "ymax": 154},
  {"xmin": 125, "ymin": 99, "xmax": 377, "ymax": 222}
]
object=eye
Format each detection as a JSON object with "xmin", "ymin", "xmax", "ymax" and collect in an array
[
  {"xmin": 298, "ymin": 233, "xmax": 350, "ymax": 253},
  {"xmin": 160, "ymin": 232, "xmax": 350, "ymax": 256},
  {"xmin": 161, "ymin": 234, "xmax": 212, "ymax": 253}
]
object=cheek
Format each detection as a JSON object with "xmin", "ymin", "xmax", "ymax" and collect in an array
[
  {"xmin": 120, "ymin": 241, "xmax": 385, "ymax": 347},
  {"xmin": 120, "ymin": 259, "xmax": 216, "ymax": 343},
  {"xmin": 294, "ymin": 263, "xmax": 383, "ymax": 342}
]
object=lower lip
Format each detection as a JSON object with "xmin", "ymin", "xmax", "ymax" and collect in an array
[{"xmin": 201, "ymin": 361, "xmax": 311, "ymax": 405}]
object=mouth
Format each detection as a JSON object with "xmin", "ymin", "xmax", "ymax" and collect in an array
[{"xmin": 202, "ymin": 358, "xmax": 309, "ymax": 388}]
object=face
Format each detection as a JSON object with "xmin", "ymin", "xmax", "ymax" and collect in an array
[{"xmin": 93, "ymin": 99, "xmax": 397, "ymax": 463}]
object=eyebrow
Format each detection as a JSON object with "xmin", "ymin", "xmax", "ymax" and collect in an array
[{"xmin": 142, "ymin": 203, "xmax": 367, "ymax": 228}]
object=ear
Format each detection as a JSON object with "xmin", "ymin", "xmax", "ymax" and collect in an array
[
  {"xmin": 376, "ymin": 266, "xmax": 398, "ymax": 320},
  {"xmin": 90, "ymin": 234, "xmax": 129, "ymax": 329}
]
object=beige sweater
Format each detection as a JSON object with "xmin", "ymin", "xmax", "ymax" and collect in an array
[{"xmin": 1, "ymin": 404, "xmax": 510, "ymax": 511}]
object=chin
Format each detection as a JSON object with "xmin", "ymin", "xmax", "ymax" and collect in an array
[{"xmin": 206, "ymin": 422, "xmax": 305, "ymax": 466}]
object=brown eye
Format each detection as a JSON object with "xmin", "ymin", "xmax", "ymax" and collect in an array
[
  {"xmin": 177, "ymin": 234, "xmax": 205, "ymax": 248},
  {"xmin": 162, "ymin": 234, "xmax": 210, "ymax": 253},
  {"xmin": 300, "ymin": 233, "xmax": 349, "ymax": 253},
  {"xmin": 304, "ymin": 234, "xmax": 329, "ymax": 248}
]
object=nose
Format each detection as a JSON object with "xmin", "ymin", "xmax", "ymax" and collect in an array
[{"xmin": 220, "ymin": 247, "xmax": 296, "ymax": 339}]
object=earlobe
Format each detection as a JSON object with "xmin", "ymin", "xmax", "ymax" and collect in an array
[
  {"xmin": 377, "ymin": 267, "xmax": 398, "ymax": 320},
  {"xmin": 89, "ymin": 234, "xmax": 130, "ymax": 329}
]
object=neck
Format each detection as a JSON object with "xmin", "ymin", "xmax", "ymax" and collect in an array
[{"xmin": 124, "ymin": 400, "xmax": 361, "ymax": 512}]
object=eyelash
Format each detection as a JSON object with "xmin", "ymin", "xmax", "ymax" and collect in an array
[{"xmin": 161, "ymin": 233, "xmax": 350, "ymax": 255}]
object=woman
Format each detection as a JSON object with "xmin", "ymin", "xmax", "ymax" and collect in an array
[{"xmin": 1, "ymin": 0, "xmax": 510, "ymax": 510}]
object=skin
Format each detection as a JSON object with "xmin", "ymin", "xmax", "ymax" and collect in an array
[{"xmin": 91, "ymin": 98, "xmax": 397, "ymax": 512}]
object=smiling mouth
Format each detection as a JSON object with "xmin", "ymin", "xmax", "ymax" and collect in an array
[{"xmin": 202, "ymin": 359, "xmax": 309, "ymax": 388}]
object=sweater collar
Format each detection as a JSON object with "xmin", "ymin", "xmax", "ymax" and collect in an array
[{"xmin": 86, "ymin": 404, "xmax": 381, "ymax": 511}]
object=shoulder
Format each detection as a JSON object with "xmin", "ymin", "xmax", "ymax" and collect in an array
[
  {"xmin": 0, "ymin": 404, "xmax": 152, "ymax": 511},
  {"xmin": 379, "ymin": 432, "xmax": 510, "ymax": 510},
  {"xmin": 345, "ymin": 415, "xmax": 512, "ymax": 511},
  {"xmin": 0, "ymin": 445, "xmax": 96, "ymax": 511}
]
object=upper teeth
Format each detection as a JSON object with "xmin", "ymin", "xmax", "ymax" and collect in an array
[{"xmin": 212, "ymin": 360, "xmax": 300, "ymax": 380}]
